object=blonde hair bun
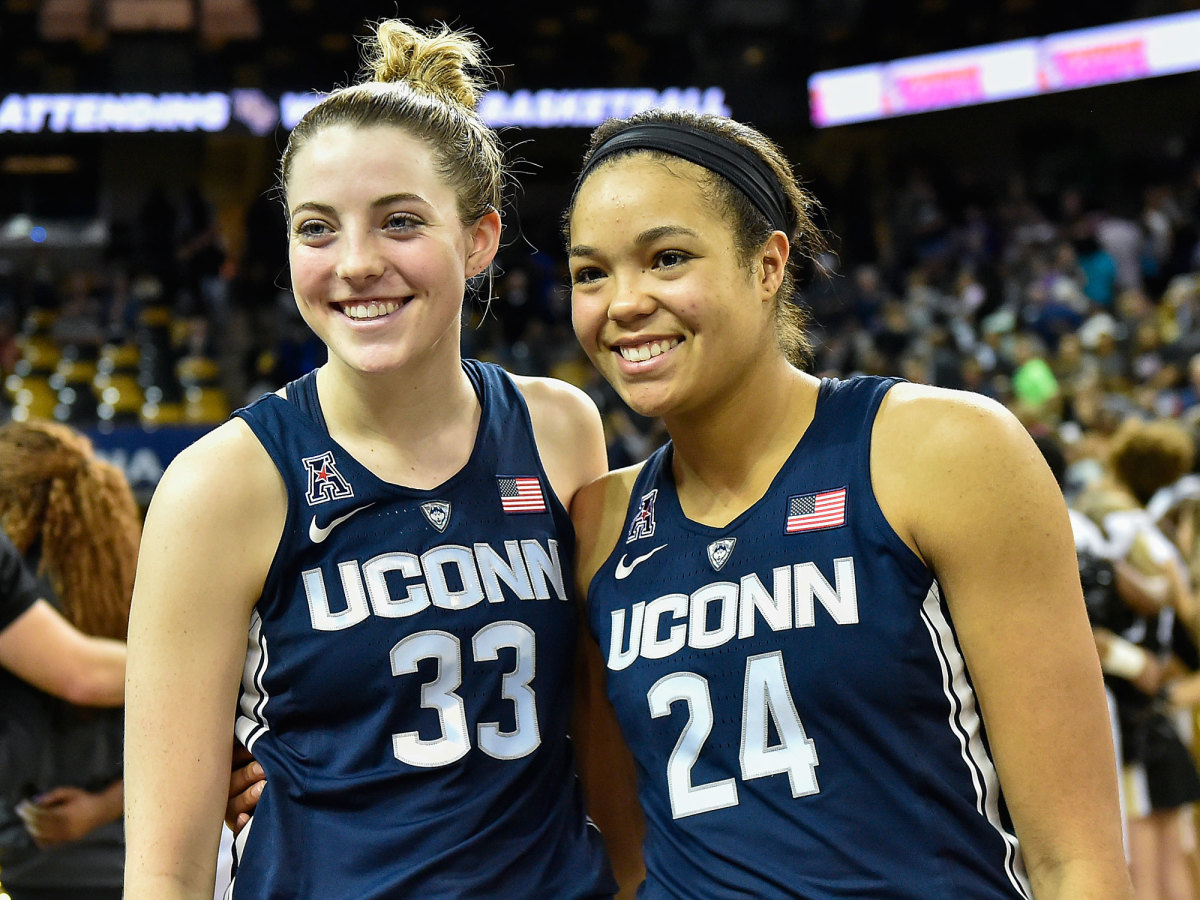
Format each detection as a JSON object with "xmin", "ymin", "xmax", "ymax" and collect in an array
[{"xmin": 366, "ymin": 19, "xmax": 489, "ymax": 110}]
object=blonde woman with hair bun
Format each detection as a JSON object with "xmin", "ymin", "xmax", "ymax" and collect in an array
[{"xmin": 124, "ymin": 19, "xmax": 616, "ymax": 899}]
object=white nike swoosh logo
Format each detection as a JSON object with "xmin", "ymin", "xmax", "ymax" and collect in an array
[
  {"xmin": 615, "ymin": 544, "xmax": 667, "ymax": 579},
  {"xmin": 309, "ymin": 504, "xmax": 374, "ymax": 543}
]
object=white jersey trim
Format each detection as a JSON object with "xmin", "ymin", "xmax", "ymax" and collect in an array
[
  {"xmin": 225, "ymin": 810, "xmax": 255, "ymax": 899},
  {"xmin": 920, "ymin": 580, "xmax": 1033, "ymax": 900},
  {"xmin": 235, "ymin": 609, "xmax": 271, "ymax": 752}
]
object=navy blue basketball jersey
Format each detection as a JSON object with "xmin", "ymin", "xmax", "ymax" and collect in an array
[
  {"xmin": 227, "ymin": 360, "xmax": 616, "ymax": 899},
  {"xmin": 588, "ymin": 377, "xmax": 1031, "ymax": 899}
]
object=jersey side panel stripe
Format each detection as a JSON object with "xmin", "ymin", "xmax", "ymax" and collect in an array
[
  {"xmin": 920, "ymin": 582, "xmax": 1033, "ymax": 900},
  {"xmin": 235, "ymin": 609, "xmax": 270, "ymax": 751},
  {"xmin": 227, "ymin": 814, "xmax": 255, "ymax": 898}
]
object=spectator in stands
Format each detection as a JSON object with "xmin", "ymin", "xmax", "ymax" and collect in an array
[
  {"xmin": 1076, "ymin": 232, "xmax": 1119, "ymax": 309},
  {"xmin": 1075, "ymin": 417, "xmax": 1200, "ymax": 900}
]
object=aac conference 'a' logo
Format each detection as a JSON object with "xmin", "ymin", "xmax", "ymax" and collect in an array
[
  {"xmin": 625, "ymin": 489, "xmax": 658, "ymax": 543},
  {"xmin": 302, "ymin": 451, "xmax": 354, "ymax": 506}
]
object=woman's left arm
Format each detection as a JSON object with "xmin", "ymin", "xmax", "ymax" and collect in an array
[{"xmin": 875, "ymin": 385, "xmax": 1130, "ymax": 899}]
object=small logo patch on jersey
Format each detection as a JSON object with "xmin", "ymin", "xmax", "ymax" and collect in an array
[
  {"xmin": 625, "ymin": 489, "xmax": 659, "ymax": 543},
  {"xmin": 302, "ymin": 451, "xmax": 354, "ymax": 505},
  {"xmin": 615, "ymin": 544, "xmax": 667, "ymax": 579},
  {"xmin": 497, "ymin": 476, "xmax": 546, "ymax": 514},
  {"xmin": 785, "ymin": 486, "xmax": 847, "ymax": 534},
  {"xmin": 421, "ymin": 501, "xmax": 451, "ymax": 532},
  {"xmin": 309, "ymin": 503, "xmax": 373, "ymax": 544},
  {"xmin": 707, "ymin": 537, "xmax": 736, "ymax": 571}
]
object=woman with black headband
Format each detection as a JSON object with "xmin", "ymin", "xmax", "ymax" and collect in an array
[{"xmin": 566, "ymin": 110, "xmax": 1130, "ymax": 898}]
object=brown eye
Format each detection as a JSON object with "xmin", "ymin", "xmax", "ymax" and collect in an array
[
  {"xmin": 654, "ymin": 250, "xmax": 691, "ymax": 269},
  {"xmin": 571, "ymin": 266, "xmax": 604, "ymax": 285}
]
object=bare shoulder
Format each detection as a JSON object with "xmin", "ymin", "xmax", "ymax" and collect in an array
[
  {"xmin": 510, "ymin": 373, "xmax": 600, "ymax": 431},
  {"xmin": 875, "ymin": 381, "xmax": 1027, "ymax": 456},
  {"xmin": 130, "ymin": 418, "xmax": 286, "ymax": 641},
  {"xmin": 572, "ymin": 463, "xmax": 645, "ymax": 595},
  {"xmin": 510, "ymin": 374, "xmax": 607, "ymax": 508},
  {"xmin": 873, "ymin": 381, "xmax": 1063, "ymax": 565},
  {"xmin": 146, "ymin": 417, "xmax": 285, "ymax": 544},
  {"xmin": 157, "ymin": 418, "xmax": 279, "ymax": 500},
  {"xmin": 873, "ymin": 381, "xmax": 1039, "ymax": 496}
]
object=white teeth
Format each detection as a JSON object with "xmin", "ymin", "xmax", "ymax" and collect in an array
[
  {"xmin": 343, "ymin": 301, "xmax": 400, "ymax": 320},
  {"xmin": 619, "ymin": 338, "xmax": 679, "ymax": 362}
]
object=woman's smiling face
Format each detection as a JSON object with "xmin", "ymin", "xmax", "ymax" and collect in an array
[
  {"xmin": 568, "ymin": 153, "xmax": 781, "ymax": 421},
  {"xmin": 285, "ymin": 123, "xmax": 496, "ymax": 377}
]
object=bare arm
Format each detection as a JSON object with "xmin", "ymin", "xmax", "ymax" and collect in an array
[
  {"xmin": 124, "ymin": 421, "xmax": 284, "ymax": 900},
  {"xmin": 0, "ymin": 599, "xmax": 126, "ymax": 706},
  {"xmin": 572, "ymin": 607, "xmax": 646, "ymax": 899},
  {"xmin": 875, "ymin": 385, "xmax": 1130, "ymax": 899},
  {"xmin": 572, "ymin": 468, "xmax": 647, "ymax": 898},
  {"xmin": 1093, "ymin": 627, "xmax": 1164, "ymax": 695},
  {"xmin": 1113, "ymin": 559, "xmax": 1170, "ymax": 618}
]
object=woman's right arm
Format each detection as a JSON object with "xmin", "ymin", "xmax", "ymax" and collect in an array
[
  {"xmin": 0, "ymin": 599, "xmax": 126, "ymax": 706},
  {"xmin": 571, "ymin": 467, "xmax": 647, "ymax": 899},
  {"xmin": 124, "ymin": 420, "xmax": 284, "ymax": 900}
]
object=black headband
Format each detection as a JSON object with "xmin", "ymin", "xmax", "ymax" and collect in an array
[{"xmin": 574, "ymin": 122, "xmax": 793, "ymax": 234}]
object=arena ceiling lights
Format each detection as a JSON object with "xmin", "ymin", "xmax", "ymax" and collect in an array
[
  {"xmin": 0, "ymin": 86, "xmax": 730, "ymax": 136},
  {"xmin": 808, "ymin": 10, "xmax": 1200, "ymax": 127}
]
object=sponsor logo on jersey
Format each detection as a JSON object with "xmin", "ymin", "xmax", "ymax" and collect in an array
[
  {"xmin": 605, "ymin": 556, "xmax": 859, "ymax": 670},
  {"xmin": 301, "ymin": 538, "xmax": 568, "ymax": 631},
  {"xmin": 625, "ymin": 489, "xmax": 658, "ymax": 543},
  {"xmin": 497, "ymin": 476, "xmax": 547, "ymax": 514},
  {"xmin": 706, "ymin": 537, "xmax": 736, "ymax": 571},
  {"xmin": 615, "ymin": 543, "xmax": 667, "ymax": 580},
  {"xmin": 302, "ymin": 450, "xmax": 354, "ymax": 505},
  {"xmin": 421, "ymin": 501, "xmax": 452, "ymax": 532},
  {"xmin": 785, "ymin": 486, "xmax": 847, "ymax": 534},
  {"xmin": 309, "ymin": 503, "xmax": 373, "ymax": 544}
]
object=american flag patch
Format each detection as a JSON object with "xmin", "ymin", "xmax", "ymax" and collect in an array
[
  {"xmin": 785, "ymin": 487, "xmax": 847, "ymax": 533},
  {"xmin": 497, "ymin": 476, "xmax": 547, "ymax": 514}
]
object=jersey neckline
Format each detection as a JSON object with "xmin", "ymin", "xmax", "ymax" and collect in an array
[
  {"xmin": 653, "ymin": 376, "xmax": 836, "ymax": 537},
  {"xmin": 270, "ymin": 359, "xmax": 494, "ymax": 499}
]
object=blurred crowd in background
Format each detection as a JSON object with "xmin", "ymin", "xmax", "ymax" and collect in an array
[
  {"xmin": 4, "ymin": 124, "xmax": 1200, "ymax": 477},
  {"xmin": 6, "ymin": 0, "xmax": 1200, "ymax": 894}
]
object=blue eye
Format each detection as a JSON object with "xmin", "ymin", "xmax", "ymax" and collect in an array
[
  {"xmin": 294, "ymin": 220, "xmax": 330, "ymax": 238},
  {"xmin": 385, "ymin": 213, "xmax": 422, "ymax": 230}
]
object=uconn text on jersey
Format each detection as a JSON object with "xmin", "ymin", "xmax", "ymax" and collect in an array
[
  {"xmin": 606, "ymin": 556, "xmax": 857, "ymax": 670},
  {"xmin": 302, "ymin": 538, "xmax": 567, "ymax": 631}
]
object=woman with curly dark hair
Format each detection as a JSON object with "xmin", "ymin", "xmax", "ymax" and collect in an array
[{"xmin": 0, "ymin": 419, "xmax": 141, "ymax": 900}]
